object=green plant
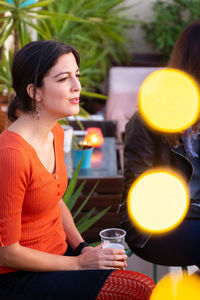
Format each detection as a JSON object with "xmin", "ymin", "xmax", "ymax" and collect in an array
[
  {"xmin": 40, "ymin": 0, "xmax": 135, "ymax": 93},
  {"xmin": 0, "ymin": 49, "xmax": 12, "ymax": 95},
  {"xmin": 142, "ymin": 0, "xmax": 200, "ymax": 61},
  {"xmin": 0, "ymin": 0, "xmax": 90, "ymax": 100},
  {"xmin": 0, "ymin": 0, "xmax": 134, "ymax": 102},
  {"xmin": 0, "ymin": 0, "xmax": 88, "ymax": 56},
  {"xmin": 63, "ymin": 157, "xmax": 110, "ymax": 238}
]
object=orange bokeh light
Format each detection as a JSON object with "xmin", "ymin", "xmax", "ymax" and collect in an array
[{"xmin": 83, "ymin": 127, "xmax": 104, "ymax": 148}]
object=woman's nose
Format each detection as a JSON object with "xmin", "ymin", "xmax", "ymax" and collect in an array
[{"xmin": 71, "ymin": 77, "xmax": 81, "ymax": 92}]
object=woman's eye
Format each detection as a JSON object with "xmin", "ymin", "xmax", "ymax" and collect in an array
[
  {"xmin": 58, "ymin": 77, "xmax": 68, "ymax": 82},
  {"xmin": 76, "ymin": 74, "xmax": 81, "ymax": 78}
]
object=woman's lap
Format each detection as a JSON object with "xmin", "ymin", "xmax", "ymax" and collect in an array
[
  {"xmin": 0, "ymin": 269, "xmax": 113, "ymax": 300},
  {"xmin": 131, "ymin": 219, "xmax": 200, "ymax": 267},
  {"xmin": 0, "ymin": 246, "xmax": 113, "ymax": 300}
]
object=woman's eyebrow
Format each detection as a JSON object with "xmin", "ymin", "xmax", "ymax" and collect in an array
[{"xmin": 53, "ymin": 69, "xmax": 80, "ymax": 78}]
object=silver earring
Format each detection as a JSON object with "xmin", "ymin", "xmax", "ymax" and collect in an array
[{"xmin": 35, "ymin": 106, "xmax": 40, "ymax": 120}]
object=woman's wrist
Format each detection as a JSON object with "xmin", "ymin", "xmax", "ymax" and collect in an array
[{"xmin": 74, "ymin": 241, "xmax": 89, "ymax": 256}]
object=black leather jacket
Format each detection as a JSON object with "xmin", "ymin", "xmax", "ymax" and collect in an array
[{"xmin": 119, "ymin": 112, "xmax": 195, "ymax": 248}]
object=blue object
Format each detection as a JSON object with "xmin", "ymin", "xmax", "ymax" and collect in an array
[
  {"xmin": 72, "ymin": 147, "xmax": 94, "ymax": 169},
  {"xmin": 6, "ymin": 0, "xmax": 36, "ymax": 7}
]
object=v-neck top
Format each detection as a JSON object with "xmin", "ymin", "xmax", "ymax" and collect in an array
[{"xmin": 0, "ymin": 123, "xmax": 68, "ymax": 274}]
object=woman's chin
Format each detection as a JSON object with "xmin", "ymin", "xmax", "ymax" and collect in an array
[
  {"xmin": 70, "ymin": 106, "xmax": 80, "ymax": 116},
  {"xmin": 63, "ymin": 107, "xmax": 80, "ymax": 118}
]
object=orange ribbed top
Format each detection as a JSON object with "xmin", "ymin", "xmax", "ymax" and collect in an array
[{"xmin": 0, "ymin": 123, "xmax": 68, "ymax": 274}]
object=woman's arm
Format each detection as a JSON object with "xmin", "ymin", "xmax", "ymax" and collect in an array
[
  {"xmin": 123, "ymin": 112, "xmax": 158, "ymax": 201},
  {"xmin": 0, "ymin": 242, "xmax": 78, "ymax": 271},
  {"xmin": 0, "ymin": 242, "xmax": 127, "ymax": 271},
  {"xmin": 119, "ymin": 112, "xmax": 158, "ymax": 248},
  {"xmin": 59, "ymin": 199, "xmax": 86, "ymax": 250},
  {"xmin": 0, "ymin": 199, "xmax": 127, "ymax": 272}
]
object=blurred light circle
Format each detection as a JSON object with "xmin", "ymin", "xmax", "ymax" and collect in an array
[
  {"xmin": 150, "ymin": 272, "xmax": 200, "ymax": 300},
  {"xmin": 127, "ymin": 169, "xmax": 189, "ymax": 233},
  {"xmin": 138, "ymin": 68, "xmax": 200, "ymax": 132}
]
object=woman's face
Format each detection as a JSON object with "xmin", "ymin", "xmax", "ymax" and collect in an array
[{"xmin": 38, "ymin": 52, "xmax": 81, "ymax": 119}]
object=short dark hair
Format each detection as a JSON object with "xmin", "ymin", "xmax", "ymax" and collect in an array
[{"xmin": 8, "ymin": 40, "xmax": 80, "ymax": 121}]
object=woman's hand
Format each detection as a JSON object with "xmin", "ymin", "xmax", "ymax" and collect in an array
[
  {"xmin": 77, "ymin": 243, "xmax": 127, "ymax": 270},
  {"xmin": 81, "ymin": 246, "xmax": 94, "ymax": 254}
]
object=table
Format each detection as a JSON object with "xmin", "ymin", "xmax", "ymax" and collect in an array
[
  {"xmin": 64, "ymin": 137, "xmax": 124, "ymax": 243},
  {"xmin": 64, "ymin": 137, "xmax": 120, "ymax": 178}
]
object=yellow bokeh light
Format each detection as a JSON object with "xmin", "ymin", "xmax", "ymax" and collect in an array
[
  {"xmin": 150, "ymin": 272, "xmax": 200, "ymax": 300},
  {"xmin": 127, "ymin": 169, "xmax": 189, "ymax": 233},
  {"xmin": 138, "ymin": 68, "xmax": 200, "ymax": 132}
]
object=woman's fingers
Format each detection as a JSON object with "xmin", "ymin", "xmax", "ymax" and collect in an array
[
  {"xmin": 105, "ymin": 253, "xmax": 127, "ymax": 262},
  {"xmin": 78, "ymin": 245, "xmax": 127, "ymax": 270},
  {"xmin": 101, "ymin": 259, "xmax": 125, "ymax": 269}
]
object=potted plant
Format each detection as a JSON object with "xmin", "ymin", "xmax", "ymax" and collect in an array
[
  {"xmin": 39, "ymin": 0, "xmax": 135, "ymax": 112},
  {"xmin": 64, "ymin": 157, "xmax": 110, "ymax": 243},
  {"xmin": 0, "ymin": 0, "xmax": 135, "ymax": 130},
  {"xmin": 142, "ymin": 0, "xmax": 200, "ymax": 62},
  {"xmin": 71, "ymin": 135, "xmax": 94, "ymax": 170},
  {"xmin": 0, "ymin": 0, "xmax": 89, "ymax": 56},
  {"xmin": 0, "ymin": 0, "xmax": 90, "ymax": 130},
  {"xmin": 0, "ymin": 49, "xmax": 13, "ymax": 131}
]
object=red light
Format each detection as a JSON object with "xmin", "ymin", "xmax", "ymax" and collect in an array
[{"xmin": 83, "ymin": 127, "xmax": 104, "ymax": 148}]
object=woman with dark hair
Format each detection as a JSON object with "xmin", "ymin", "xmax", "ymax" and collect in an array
[
  {"xmin": 0, "ymin": 41, "xmax": 155, "ymax": 299},
  {"xmin": 119, "ymin": 20, "xmax": 200, "ymax": 268}
]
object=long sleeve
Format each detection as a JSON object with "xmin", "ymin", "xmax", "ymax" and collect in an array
[
  {"xmin": 119, "ymin": 112, "xmax": 158, "ymax": 248},
  {"xmin": 0, "ymin": 148, "xmax": 28, "ymax": 247}
]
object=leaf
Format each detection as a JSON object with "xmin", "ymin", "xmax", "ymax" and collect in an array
[
  {"xmin": 77, "ymin": 206, "xmax": 110, "ymax": 234},
  {"xmin": 36, "ymin": 10, "xmax": 90, "ymax": 23},
  {"xmin": 74, "ymin": 115, "xmax": 85, "ymax": 131},
  {"xmin": 81, "ymin": 90, "xmax": 107, "ymax": 100},
  {"xmin": 0, "ymin": 22, "xmax": 13, "ymax": 47},
  {"xmin": 0, "ymin": 16, "xmax": 12, "ymax": 37},
  {"xmin": 0, "ymin": 1, "xmax": 13, "ymax": 8},
  {"xmin": 25, "ymin": 20, "xmax": 51, "ymax": 39},
  {"xmin": 76, "ymin": 208, "xmax": 96, "ymax": 227},
  {"xmin": 90, "ymin": 241, "xmax": 101, "ymax": 247},
  {"xmin": 62, "ymin": 156, "xmax": 84, "ymax": 203},
  {"xmin": 67, "ymin": 181, "xmax": 86, "ymax": 211},
  {"xmin": 78, "ymin": 106, "xmax": 91, "ymax": 119},
  {"xmin": 24, "ymin": 0, "xmax": 54, "ymax": 8},
  {"xmin": 73, "ymin": 180, "xmax": 99, "ymax": 220}
]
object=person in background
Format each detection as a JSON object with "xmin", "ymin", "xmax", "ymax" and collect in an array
[
  {"xmin": 0, "ymin": 40, "xmax": 155, "ymax": 299},
  {"xmin": 119, "ymin": 20, "xmax": 200, "ymax": 269}
]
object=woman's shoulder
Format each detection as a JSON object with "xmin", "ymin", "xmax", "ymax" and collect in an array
[
  {"xmin": 0, "ymin": 131, "xmax": 38, "ymax": 182},
  {"xmin": 126, "ymin": 111, "xmax": 149, "ymax": 133},
  {"xmin": 0, "ymin": 130, "xmax": 32, "ymax": 164},
  {"xmin": 0, "ymin": 129, "xmax": 26, "ymax": 150},
  {"xmin": 125, "ymin": 111, "xmax": 162, "ymax": 141},
  {"xmin": 126, "ymin": 111, "xmax": 147, "ymax": 129}
]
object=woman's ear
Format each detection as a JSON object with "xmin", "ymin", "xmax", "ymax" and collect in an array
[{"xmin": 26, "ymin": 84, "xmax": 42, "ymax": 102}]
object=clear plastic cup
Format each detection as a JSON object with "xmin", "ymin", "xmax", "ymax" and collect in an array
[{"xmin": 99, "ymin": 228, "xmax": 126, "ymax": 249}]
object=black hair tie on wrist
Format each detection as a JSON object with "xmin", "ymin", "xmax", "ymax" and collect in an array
[{"xmin": 74, "ymin": 242, "xmax": 89, "ymax": 256}]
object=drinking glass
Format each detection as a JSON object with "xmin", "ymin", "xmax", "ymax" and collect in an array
[{"xmin": 99, "ymin": 228, "xmax": 126, "ymax": 249}]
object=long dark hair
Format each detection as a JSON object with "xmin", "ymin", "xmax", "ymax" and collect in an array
[
  {"xmin": 8, "ymin": 40, "xmax": 80, "ymax": 122},
  {"xmin": 165, "ymin": 20, "xmax": 200, "ymax": 146}
]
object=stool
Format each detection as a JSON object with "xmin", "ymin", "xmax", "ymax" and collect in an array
[{"xmin": 96, "ymin": 269, "xmax": 156, "ymax": 300}]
